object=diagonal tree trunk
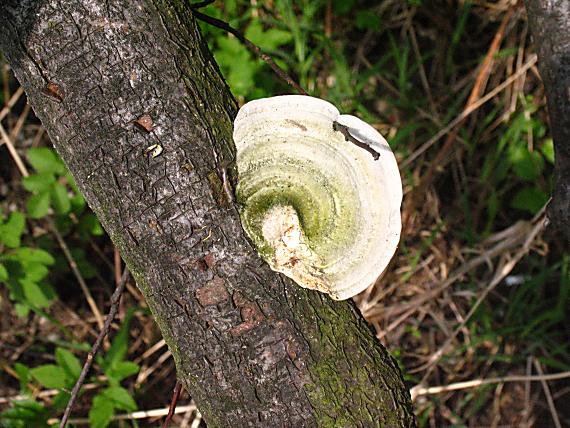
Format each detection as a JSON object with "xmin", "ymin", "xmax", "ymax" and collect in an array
[
  {"xmin": 0, "ymin": 0, "xmax": 415, "ymax": 426},
  {"xmin": 525, "ymin": 0, "xmax": 570, "ymax": 243}
]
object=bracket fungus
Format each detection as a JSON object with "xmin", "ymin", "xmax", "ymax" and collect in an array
[{"xmin": 234, "ymin": 95, "xmax": 402, "ymax": 300}]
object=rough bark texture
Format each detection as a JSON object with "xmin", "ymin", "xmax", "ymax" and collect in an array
[
  {"xmin": 525, "ymin": 0, "xmax": 570, "ymax": 243},
  {"xmin": 0, "ymin": 0, "xmax": 415, "ymax": 426}
]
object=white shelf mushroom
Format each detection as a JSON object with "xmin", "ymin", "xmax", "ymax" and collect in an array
[{"xmin": 234, "ymin": 95, "xmax": 402, "ymax": 300}]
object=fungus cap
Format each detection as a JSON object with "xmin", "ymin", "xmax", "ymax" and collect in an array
[{"xmin": 234, "ymin": 95, "xmax": 402, "ymax": 300}]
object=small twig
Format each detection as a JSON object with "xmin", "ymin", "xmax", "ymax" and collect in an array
[
  {"xmin": 50, "ymin": 220, "xmax": 104, "ymax": 330},
  {"xmin": 50, "ymin": 403, "xmax": 198, "ymax": 426},
  {"xmin": 0, "ymin": 86, "xmax": 24, "ymax": 122},
  {"xmin": 162, "ymin": 380, "xmax": 183, "ymax": 428},
  {"xmin": 59, "ymin": 268, "xmax": 130, "ymax": 428},
  {"xmin": 534, "ymin": 358, "xmax": 562, "ymax": 428},
  {"xmin": 0, "ymin": 122, "xmax": 29, "ymax": 177},
  {"xmin": 192, "ymin": 10, "xmax": 308, "ymax": 95},
  {"xmin": 333, "ymin": 121, "xmax": 380, "ymax": 160},
  {"xmin": 410, "ymin": 370, "xmax": 570, "ymax": 401}
]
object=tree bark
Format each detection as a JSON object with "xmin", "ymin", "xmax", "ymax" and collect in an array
[
  {"xmin": 525, "ymin": 0, "xmax": 570, "ymax": 243},
  {"xmin": 0, "ymin": 1, "xmax": 415, "ymax": 426}
]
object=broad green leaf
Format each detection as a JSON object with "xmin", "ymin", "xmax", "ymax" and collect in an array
[
  {"xmin": 22, "ymin": 173, "xmax": 55, "ymax": 194},
  {"xmin": 89, "ymin": 394, "xmax": 114, "ymax": 428},
  {"xmin": 51, "ymin": 182, "xmax": 71, "ymax": 214},
  {"xmin": 541, "ymin": 138, "xmax": 555, "ymax": 164},
  {"xmin": 0, "ymin": 399, "xmax": 49, "ymax": 428},
  {"xmin": 13, "ymin": 363, "xmax": 31, "ymax": 393},
  {"xmin": 27, "ymin": 148, "xmax": 65, "ymax": 174},
  {"xmin": 26, "ymin": 192, "xmax": 50, "ymax": 219},
  {"xmin": 30, "ymin": 365, "xmax": 66, "ymax": 389},
  {"xmin": 78, "ymin": 213, "xmax": 104, "ymax": 239},
  {"xmin": 246, "ymin": 21, "xmax": 292, "ymax": 51},
  {"xmin": 106, "ymin": 361, "xmax": 139, "ymax": 383},
  {"xmin": 21, "ymin": 280, "xmax": 52, "ymax": 308},
  {"xmin": 55, "ymin": 348, "xmax": 82, "ymax": 381},
  {"xmin": 0, "ymin": 264, "xmax": 8, "ymax": 282},
  {"xmin": 10, "ymin": 248, "xmax": 55, "ymax": 265},
  {"xmin": 511, "ymin": 187, "xmax": 549, "ymax": 214},
  {"xmin": 22, "ymin": 262, "xmax": 49, "ymax": 283},
  {"xmin": 102, "ymin": 386, "xmax": 137, "ymax": 411},
  {"xmin": 333, "ymin": 0, "xmax": 356, "ymax": 14},
  {"xmin": 509, "ymin": 145, "xmax": 544, "ymax": 181},
  {"xmin": 0, "ymin": 211, "xmax": 26, "ymax": 248},
  {"xmin": 70, "ymin": 248, "xmax": 97, "ymax": 279},
  {"xmin": 215, "ymin": 36, "xmax": 257, "ymax": 97},
  {"xmin": 356, "ymin": 11, "xmax": 381, "ymax": 30},
  {"xmin": 14, "ymin": 303, "xmax": 30, "ymax": 318}
]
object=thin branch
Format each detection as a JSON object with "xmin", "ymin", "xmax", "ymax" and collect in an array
[
  {"xmin": 192, "ymin": 10, "xmax": 308, "ymax": 96},
  {"xmin": 534, "ymin": 358, "xmax": 562, "ymax": 428},
  {"xmin": 50, "ymin": 403, "xmax": 198, "ymax": 426},
  {"xmin": 410, "ymin": 370, "xmax": 570, "ymax": 401},
  {"xmin": 50, "ymin": 219, "xmax": 104, "ymax": 330},
  {"xmin": 0, "ymin": 121, "xmax": 29, "ymax": 177},
  {"xmin": 162, "ymin": 380, "xmax": 183, "ymax": 428},
  {"xmin": 59, "ymin": 268, "xmax": 130, "ymax": 428},
  {"xmin": 0, "ymin": 86, "xmax": 24, "ymax": 122}
]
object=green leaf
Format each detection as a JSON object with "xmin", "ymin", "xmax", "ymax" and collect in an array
[
  {"xmin": 333, "ymin": 0, "xmax": 356, "ymax": 14},
  {"xmin": 89, "ymin": 394, "xmax": 114, "ymax": 428},
  {"xmin": 55, "ymin": 348, "xmax": 81, "ymax": 381},
  {"xmin": 21, "ymin": 280, "xmax": 52, "ymax": 309},
  {"xmin": 246, "ymin": 21, "xmax": 292, "ymax": 51},
  {"xmin": 511, "ymin": 187, "xmax": 549, "ymax": 214},
  {"xmin": 51, "ymin": 182, "xmax": 71, "ymax": 214},
  {"xmin": 356, "ymin": 11, "xmax": 381, "ymax": 30},
  {"xmin": 14, "ymin": 303, "xmax": 30, "ymax": 318},
  {"xmin": 0, "ymin": 211, "xmax": 26, "ymax": 248},
  {"xmin": 10, "ymin": 248, "xmax": 55, "ymax": 265},
  {"xmin": 0, "ymin": 399, "xmax": 49, "ymax": 428},
  {"xmin": 30, "ymin": 365, "xmax": 66, "ymax": 389},
  {"xmin": 13, "ymin": 363, "xmax": 31, "ymax": 393},
  {"xmin": 541, "ymin": 138, "xmax": 555, "ymax": 164},
  {"xmin": 0, "ymin": 264, "xmax": 8, "ymax": 282},
  {"xmin": 26, "ymin": 192, "xmax": 50, "ymax": 219},
  {"xmin": 26, "ymin": 148, "xmax": 65, "ymax": 174},
  {"xmin": 102, "ymin": 386, "xmax": 137, "ymax": 411},
  {"xmin": 509, "ymin": 145, "xmax": 544, "ymax": 181},
  {"xmin": 215, "ymin": 36, "xmax": 257, "ymax": 97},
  {"xmin": 106, "ymin": 361, "xmax": 139, "ymax": 383},
  {"xmin": 78, "ymin": 213, "xmax": 104, "ymax": 239},
  {"xmin": 22, "ymin": 262, "xmax": 49, "ymax": 283},
  {"xmin": 22, "ymin": 173, "xmax": 55, "ymax": 194}
]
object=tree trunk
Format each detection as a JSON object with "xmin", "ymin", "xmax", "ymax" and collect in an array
[
  {"xmin": 525, "ymin": 0, "xmax": 570, "ymax": 243},
  {"xmin": 0, "ymin": 1, "xmax": 415, "ymax": 426}
]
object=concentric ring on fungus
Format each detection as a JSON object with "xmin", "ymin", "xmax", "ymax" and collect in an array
[{"xmin": 234, "ymin": 95, "xmax": 402, "ymax": 300}]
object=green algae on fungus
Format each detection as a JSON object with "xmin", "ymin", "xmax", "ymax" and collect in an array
[{"xmin": 234, "ymin": 95, "xmax": 403, "ymax": 300}]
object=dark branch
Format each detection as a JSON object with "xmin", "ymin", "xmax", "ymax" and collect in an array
[
  {"xmin": 333, "ymin": 121, "xmax": 380, "ymax": 160},
  {"xmin": 59, "ymin": 269, "xmax": 130, "ymax": 428},
  {"xmin": 192, "ymin": 10, "xmax": 309, "ymax": 96}
]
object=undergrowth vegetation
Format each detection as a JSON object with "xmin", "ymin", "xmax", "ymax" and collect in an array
[{"xmin": 0, "ymin": 0, "xmax": 568, "ymax": 426}]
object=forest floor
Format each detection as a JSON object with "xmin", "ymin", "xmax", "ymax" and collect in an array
[{"xmin": 0, "ymin": 0, "xmax": 569, "ymax": 427}]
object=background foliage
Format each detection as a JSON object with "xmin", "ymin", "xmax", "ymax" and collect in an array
[{"xmin": 0, "ymin": 0, "xmax": 568, "ymax": 426}]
